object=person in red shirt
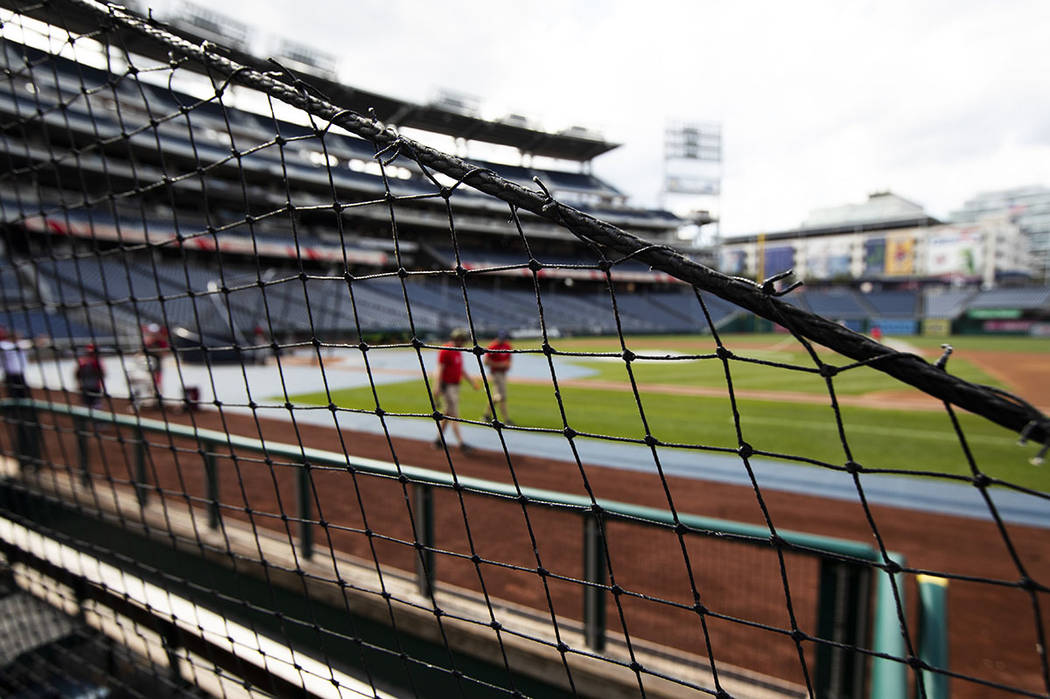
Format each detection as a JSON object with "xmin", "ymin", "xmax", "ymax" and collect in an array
[
  {"xmin": 482, "ymin": 331, "xmax": 513, "ymax": 425},
  {"xmin": 433, "ymin": 328, "xmax": 479, "ymax": 453},
  {"xmin": 143, "ymin": 324, "xmax": 169, "ymax": 400},
  {"xmin": 75, "ymin": 344, "xmax": 105, "ymax": 409}
]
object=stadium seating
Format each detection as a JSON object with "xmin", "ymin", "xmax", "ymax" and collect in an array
[
  {"xmin": 1, "ymin": 248, "xmax": 106, "ymax": 341},
  {"xmin": 0, "ymin": 251, "xmax": 24, "ymax": 306},
  {"xmin": 862, "ymin": 290, "xmax": 918, "ymax": 317},
  {"xmin": 800, "ymin": 289, "xmax": 868, "ymax": 319},
  {"xmin": 968, "ymin": 287, "xmax": 1050, "ymax": 310},
  {"xmin": 543, "ymin": 289, "xmax": 642, "ymax": 334},
  {"xmin": 8, "ymin": 36, "xmax": 1050, "ymax": 347},
  {"xmin": 432, "ymin": 246, "xmax": 653, "ymax": 273},
  {"xmin": 3, "ymin": 35, "xmax": 678, "ymax": 232},
  {"xmin": 537, "ymin": 169, "xmax": 622, "ymax": 196},
  {"xmin": 610, "ymin": 291, "xmax": 695, "ymax": 332},
  {"xmin": 923, "ymin": 288, "xmax": 977, "ymax": 318},
  {"xmin": 0, "ymin": 309, "xmax": 94, "ymax": 341},
  {"xmin": 643, "ymin": 289, "xmax": 739, "ymax": 331}
]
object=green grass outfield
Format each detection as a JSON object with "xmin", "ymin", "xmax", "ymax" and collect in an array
[
  {"xmin": 888, "ymin": 334, "xmax": 1050, "ymax": 353},
  {"xmin": 436, "ymin": 332, "xmax": 1011, "ymax": 396},
  {"xmin": 550, "ymin": 347, "xmax": 999, "ymax": 396},
  {"xmin": 290, "ymin": 334, "xmax": 1049, "ymax": 491},
  {"xmin": 548, "ymin": 332, "xmax": 1050, "ymax": 355}
]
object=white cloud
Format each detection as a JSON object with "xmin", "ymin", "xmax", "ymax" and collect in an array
[{"xmin": 208, "ymin": 0, "xmax": 1050, "ymax": 234}]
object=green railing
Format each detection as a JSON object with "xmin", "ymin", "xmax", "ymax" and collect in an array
[{"xmin": 2, "ymin": 398, "xmax": 935, "ymax": 697}]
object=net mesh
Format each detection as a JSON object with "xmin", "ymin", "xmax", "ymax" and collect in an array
[{"xmin": 0, "ymin": 2, "xmax": 1048, "ymax": 698}]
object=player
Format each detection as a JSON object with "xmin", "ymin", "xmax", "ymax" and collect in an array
[
  {"xmin": 0, "ymin": 326, "xmax": 29, "ymax": 398},
  {"xmin": 482, "ymin": 331, "xmax": 513, "ymax": 424},
  {"xmin": 75, "ymin": 344, "xmax": 106, "ymax": 409},
  {"xmin": 143, "ymin": 323, "xmax": 169, "ymax": 401},
  {"xmin": 433, "ymin": 328, "xmax": 479, "ymax": 454}
]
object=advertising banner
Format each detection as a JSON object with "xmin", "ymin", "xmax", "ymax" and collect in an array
[
  {"xmin": 885, "ymin": 235, "xmax": 915, "ymax": 276},
  {"xmin": 969, "ymin": 308, "xmax": 1022, "ymax": 319},
  {"xmin": 983, "ymin": 320, "xmax": 1034, "ymax": 333},
  {"xmin": 922, "ymin": 318, "xmax": 952, "ymax": 336},
  {"xmin": 925, "ymin": 226, "xmax": 982, "ymax": 276},
  {"xmin": 863, "ymin": 238, "xmax": 885, "ymax": 276},
  {"xmin": 720, "ymin": 248, "xmax": 747, "ymax": 275},
  {"xmin": 764, "ymin": 246, "xmax": 795, "ymax": 276},
  {"xmin": 805, "ymin": 237, "xmax": 852, "ymax": 279}
]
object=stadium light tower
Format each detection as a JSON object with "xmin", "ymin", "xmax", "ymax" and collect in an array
[{"xmin": 662, "ymin": 120, "xmax": 722, "ymax": 247}]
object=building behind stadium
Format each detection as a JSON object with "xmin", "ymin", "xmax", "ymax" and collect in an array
[{"xmin": 718, "ymin": 191, "xmax": 1033, "ymax": 289}]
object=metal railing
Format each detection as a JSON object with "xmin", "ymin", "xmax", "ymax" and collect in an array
[{"xmin": 2, "ymin": 398, "xmax": 944, "ymax": 698}]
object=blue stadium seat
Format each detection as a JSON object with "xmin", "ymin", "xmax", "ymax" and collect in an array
[
  {"xmin": 862, "ymin": 290, "xmax": 917, "ymax": 317},
  {"xmin": 800, "ymin": 289, "xmax": 867, "ymax": 319},
  {"xmin": 923, "ymin": 289, "xmax": 976, "ymax": 319}
]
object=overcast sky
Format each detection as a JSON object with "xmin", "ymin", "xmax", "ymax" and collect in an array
[{"xmin": 189, "ymin": 1, "xmax": 1049, "ymax": 236}]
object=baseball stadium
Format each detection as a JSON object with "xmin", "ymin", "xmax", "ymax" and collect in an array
[{"xmin": 0, "ymin": 2, "xmax": 1048, "ymax": 699}]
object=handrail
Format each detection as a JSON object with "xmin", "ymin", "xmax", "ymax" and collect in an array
[
  {"xmin": 4, "ymin": 398, "xmax": 882, "ymax": 561},
  {"xmin": 2, "ymin": 397, "xmax": 914, "ymax": 697}
]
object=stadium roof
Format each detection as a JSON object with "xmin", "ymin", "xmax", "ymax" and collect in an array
[
  {"xmin": 802, "ymin": 192, "xmax": 927, "ymax": 229},
  {"xmin": 723, "ymin": 214, "xmax": 943, "ymax": 245},
  {"xmin": 14, "ymin": 1, "xmax": 620, "ymax": 162}
]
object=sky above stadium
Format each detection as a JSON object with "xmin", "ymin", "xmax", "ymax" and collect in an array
[{"xmin": 206, "ymin": 0, "xmax": 1049, "ymax": 236}]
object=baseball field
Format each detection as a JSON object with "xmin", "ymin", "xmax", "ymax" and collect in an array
[
  {"xmin": 6, "ymin": 330, "xmax": 1047, "ymax": 697},
  {"xmin": 290, "ymin": 332, "xmax": 1050, "ymax": 491}
]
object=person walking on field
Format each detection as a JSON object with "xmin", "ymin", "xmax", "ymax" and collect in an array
[
  {"xmin": 433, "ymin": 328, "xmax": 479, "ymax": 454},
  {"xmin": 0, "ymin": 326, "xmax": 29, "ymax": 399},
  {"xmin": 75, "ymin": 344, "xmax": 106, "ymax": 409},
  {"xmin": 143, "ymin": 323, "xmax": 169, "ymax": 402},
  {"xmin": 482, "ymin": 330, "xmax": 513, "ymax": 425}
]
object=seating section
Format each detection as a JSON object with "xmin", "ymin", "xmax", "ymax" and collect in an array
[
  {"xmin": 434, "ymin": 247, "xmax": 653, "ymax": 274},
  {"xmin": 642, "ymin": 290, "xmax": 738, "ymax": 331},
  {"xmin": 1, "ymin": 309, "xmax": 94, "ymax": 340},
  {"xmin": 923, "ymin": 289, "xmax": 976, "ymax": 319},
  {"xmin": 1, "ymin": 37, "xmax": 639, "ymax": 235},
  {"xmin": 10, "ymin": 245, "xmax": 1050, "ymax": 341},
  {"xmin": 863, "ymin": 290, "xmax": 918, "ymax": 317},
  {"xmin": 0, "ymin": 256, "xmax": 25, "ymax": 306},
  {"xmin": 968, "ymin": 288, "xmax": 1050, "ymax": 310},
  {"xmin": 1, "ymin": 250, "xmax": 96, "ymax": 341},
  {"xmin": 801, "ymin": 289, "xmax": 869, "ymax": 320},
  {"xmin": 5, "ymin": 39, "xmax": 1050, "ymax": 344}
]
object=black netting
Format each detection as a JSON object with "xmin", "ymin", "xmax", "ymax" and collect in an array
[{"xmin": 0, "ymin": 2, "xmax": 1047, "ymax": 698}]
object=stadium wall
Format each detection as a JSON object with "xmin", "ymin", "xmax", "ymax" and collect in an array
[{"xmin": 719, "ymin": 217, "xmax": 1031, "ymax": 288}]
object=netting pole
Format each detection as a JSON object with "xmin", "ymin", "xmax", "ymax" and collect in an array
[
  {"xmin": 413, "ymin": 483, "xmax": 435, "ymax": 597},
  {"xmin": 14, "ymin": 403, "xmax": 40, "ymax": 472},
  {"xmin": 202, "ymin": 444, "xmax": 220, "ymax": 530},
  {"xmin": 583, "ymin": 513, "xmax": 606, "ymax": 651},
  {"xmin": 870, "ymin": 556, "xmax": 908, "ymax": 697},
  {"xmin": 918, "ymin": 575, "xmax": 949, "ymax": 699},
  {"xmin": 815, "ymin": 558, "xmax": 871, "ymax": 698},
  {"xmin": 72, "ymin": 574, "xmax": 88, "ymax": 624},
  {"xmin": 134, "ymin": 426, "xmax": 148, "ymax": 507},
  {"xmin": 162, "ymin": 626, "xmax": 184, "ymax": 686},
  {"xmin": 297, "ymin": 462, "xmax": 313, "ymax": 559},
  {"xmin": 74, "ymin": 414, "xmax": 90, "ymax": 486}
]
